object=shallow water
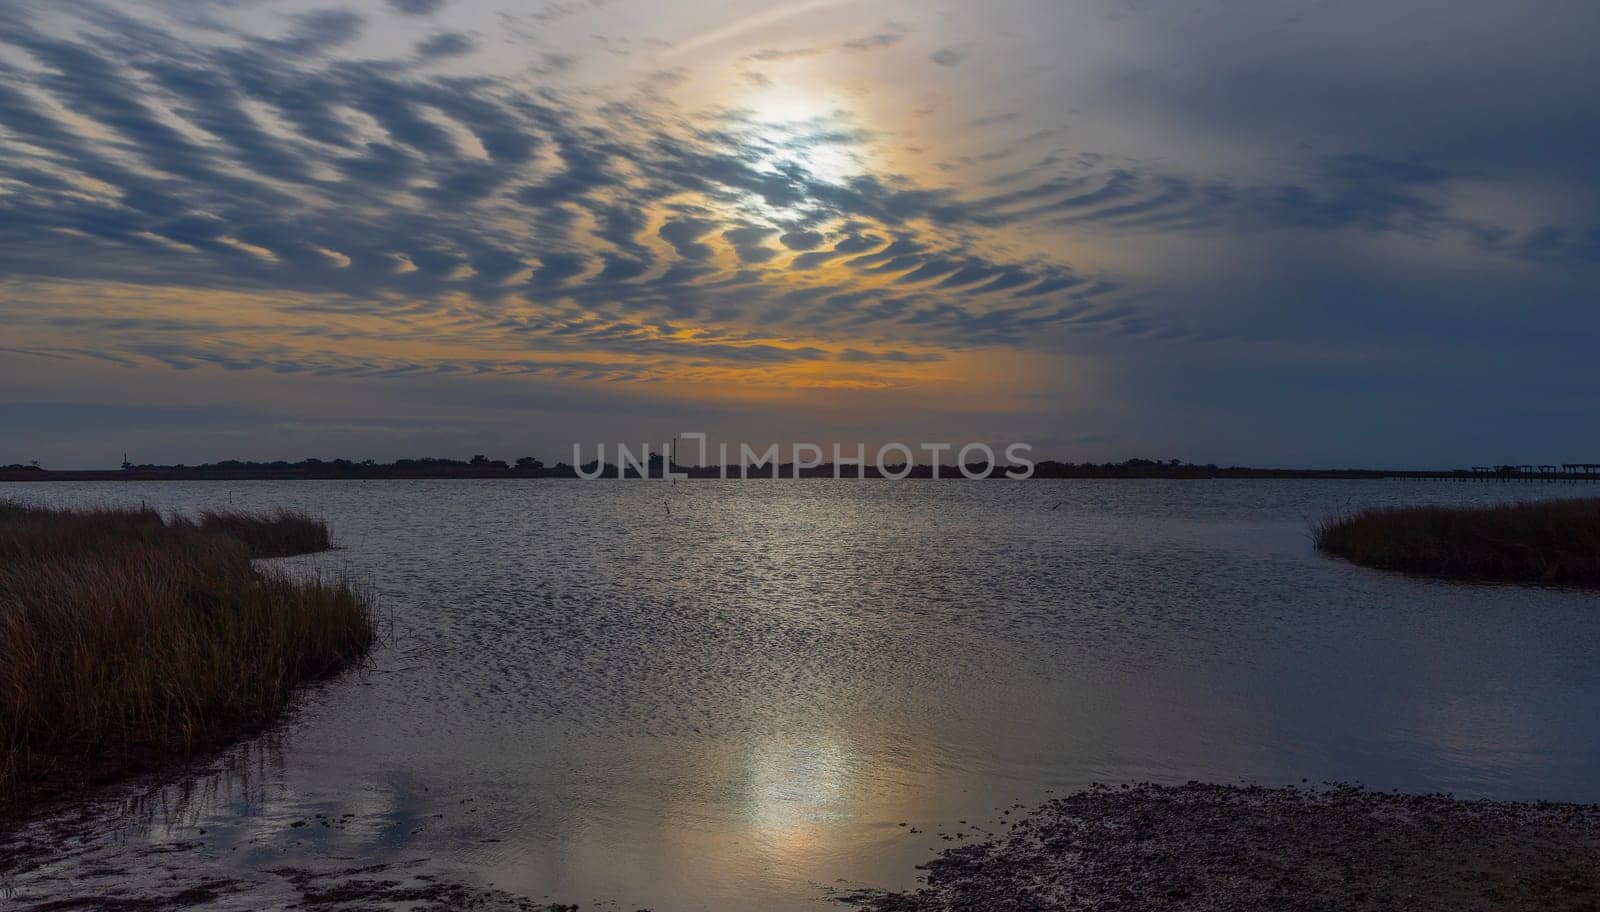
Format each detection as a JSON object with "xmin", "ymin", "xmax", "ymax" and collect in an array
[{"xmin": 5, "ymin": 479, "xmax": 1600, "ymax": 910}]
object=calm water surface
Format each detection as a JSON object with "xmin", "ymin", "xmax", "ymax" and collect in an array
[{"xmin": 5, "ymin": 479, "xmax": 1600, "ymax": 910}]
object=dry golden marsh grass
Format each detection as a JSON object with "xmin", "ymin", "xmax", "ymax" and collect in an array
[
  {"xmin": 0, "ymin": 501, "xmax": 373, "ymax": 807},
  {"xmin": 1318, "ymin": 497, "xmax": 1600, "ymax": 586}
]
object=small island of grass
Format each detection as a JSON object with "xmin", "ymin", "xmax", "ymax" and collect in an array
[
  {"xmin": 1317, "ymin": 497, "xmax": 1600, "ymax": 586},
  {"xmin": 0, "ymin": 501, "xmax": 373, "ymax": 812}
]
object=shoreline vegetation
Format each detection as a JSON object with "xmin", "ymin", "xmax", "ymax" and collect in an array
[
  {"xmin": 1317, "ymin": 498, "xmax": 1600, "ymax": 586},
  {"xmin": 0, "ymin": 501, "xmax": 373, "ymax": 814},
  {"xmin": 843, "ymin": 783, "xmax": 1600, "ymax": 912},
  {"xmin": 6, "ymin": 454, "xmax": 1597, "ymax": 481}
]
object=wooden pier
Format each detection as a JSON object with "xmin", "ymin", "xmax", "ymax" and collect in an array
[{"xmin": 1461, "ymin": 464, "xmax": 1600, "ymax": 482}]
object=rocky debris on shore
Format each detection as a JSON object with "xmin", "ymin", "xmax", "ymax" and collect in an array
[{"xmin": 839, "ymin": 782, "xmax": 1600, "ymax": 911}]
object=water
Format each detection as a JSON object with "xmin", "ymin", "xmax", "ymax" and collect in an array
[{"xmin": 5, "ymin": 479, "xmax": 1600, "ymax": 910}]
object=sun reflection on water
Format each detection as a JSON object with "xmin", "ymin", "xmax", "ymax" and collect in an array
[{"xmin": 741, "ymin": 733, "xmax": 857, "ymax": 854}]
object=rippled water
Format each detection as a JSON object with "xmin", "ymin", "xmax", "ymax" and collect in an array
[{"xmin": 6, "ymin": 479, "xmax": 1600, "ymax": 910}]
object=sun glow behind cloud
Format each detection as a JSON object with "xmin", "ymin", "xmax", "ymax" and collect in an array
[{"xmin": 740, "ymin": 93, "xmax": 867, "ymax": 186}]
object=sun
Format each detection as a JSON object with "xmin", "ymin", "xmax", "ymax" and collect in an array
[{"xmin": 741, "ymin": 84, "xmax": 867, "ymax": 187}]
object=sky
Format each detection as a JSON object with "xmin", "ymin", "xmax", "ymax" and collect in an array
[{"xmin": 0, "ymin": 0, "xmax": 1597, "ymax": 469}]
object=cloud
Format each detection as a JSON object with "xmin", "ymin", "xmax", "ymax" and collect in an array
[
  {"xmin": 277, "ymin": 9, "xmax": 366, "ymax": 53},
  {"xmin": 657, "ymin": 218, "xmax": 718, "ymax": 261},
  {"xmin": 838, "ymin": 348, "xmax": 943, "ymax": 363},
  {"xmin": 387, "ymin": 0, "xmax": 447, "ymax": 15},
  {"xmin": 673, "ymin": 0, "xmax": 855, "ymax": 55},
  {"xmin": 969, "ymin": 111, "xmax": 1021, "ymax": 129},
  {"xmin": 745, "ymin": 47, "xmax": 820, "ymax": 62},
  {"xmin": 779, "ymin": 229, "xmax": 825, "ymax": 250},
  {"xmin": 930, "ymin": 47, "xmax": 965, "ymax": 66},
  {"xmin": 842, "ymin": 22, "xmax": 910, "ymax": 52},
  {"xmin": 415, "ymin": 32, "xmax": 477, "ymax": 60},
  {"xmin": 723, "ymin": 224, "xmax": 780, "ymax": 264}
]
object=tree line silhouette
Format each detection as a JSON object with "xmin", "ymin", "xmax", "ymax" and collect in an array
[{"xmin": 0, "ymin": 455, "xmax": 1464, "ymax": 480}]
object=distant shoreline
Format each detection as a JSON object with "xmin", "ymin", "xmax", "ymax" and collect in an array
[{"xmin": 1, "ymin": 465, "xmax": 1589, "ymax": 482}]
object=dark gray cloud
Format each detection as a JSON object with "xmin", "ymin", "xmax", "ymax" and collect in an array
[
  {"xmin": 416, "ymin": 32, "xmax": 478, "ymax": 60},
  {"xmin": 275, "ymin": 9, "xmax": 367, "ymax": 53},
  {"xmin": 842, "ymin": 22, "xmax": 910, "ymax": 52},
  {"xmin": 657, "ymin": 218, "xmax": 718, "ymax": 261},
  {"xmin": 387, "ymin": 0, "xmax": 447, "ymax": 15},
  {"xmin": 779, "ymin": 229, "xmax": 824, "ymax": 251}
]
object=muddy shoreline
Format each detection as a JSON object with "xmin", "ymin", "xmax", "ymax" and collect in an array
[
  {"xmin": 841, "ymin": 782, "xmax": 1600, "ymax": 911},
  {"xmin": 11, "ymin": 780, "xmax": 1600, "ymax": 910}
]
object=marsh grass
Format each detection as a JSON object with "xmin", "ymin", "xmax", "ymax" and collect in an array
[
  {"xmin": 0, "ymin": 501, "xmax": 373, "ymax": 806},
  {"xmin": 198, "ymin": 508, "xmax": 332, "ymax": 557},
  {"xmin": 1316, "ymin": 498, "xmax": 1600, "ymax": 586}
]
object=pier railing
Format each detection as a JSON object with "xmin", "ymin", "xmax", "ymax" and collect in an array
[{"xmin": 1460, "ymin": 464, "xmax": 1600, "ymax": 482}]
